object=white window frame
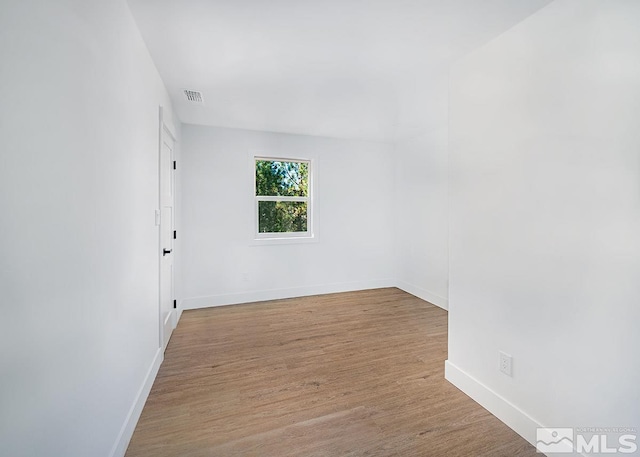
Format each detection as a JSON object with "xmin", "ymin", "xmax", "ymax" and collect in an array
[{"xmin": 252, "ymin": 154, "xmax": 316, "ymax": 244}]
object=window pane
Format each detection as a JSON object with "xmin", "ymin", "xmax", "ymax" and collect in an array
[
  {"xmin": 256, "ymin": 160, "xmax": 309, "ymax": 197},
  {"xmin": 258, "ymin": 201, "xmax": 308, "ymax": 233}
]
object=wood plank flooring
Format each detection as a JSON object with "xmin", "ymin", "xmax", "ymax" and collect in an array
[{"xmin": 126, "ymin": 288, "xmax": 536, "ymax": 456}]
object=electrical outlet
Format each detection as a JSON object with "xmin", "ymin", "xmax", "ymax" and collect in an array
[{"xmin": 499, "ymin": 351, "xmax": 513, "ymax": 377}]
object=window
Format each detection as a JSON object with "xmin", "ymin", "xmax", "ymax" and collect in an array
[{"xmin": 254, "ymin": 157, "xmax": 313, "ymax": 239}]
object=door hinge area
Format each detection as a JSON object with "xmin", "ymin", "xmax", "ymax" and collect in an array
[
  {"xmin": 173, "ymin": 161, "xmax": 176, "ymax": 170},
  {"xmin": 173, "ymin": 230, "xmax": 177, "ymax": 239},
  {"xmin": 173, "ymin": 299, "xmax": 177, "ymax": 309}
]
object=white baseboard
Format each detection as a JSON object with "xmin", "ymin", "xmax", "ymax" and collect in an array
[
  {"xmin": 177, "ymin": 300, "xmax": 184, "ymax": 321},
  {"xmin": 444, "ymin": 360, "xmax": 542, "ymax": 449},
  {"xmin": 181, "ymin": 279, "xmax": 396, "ymax": 310},
  {"xmin": 445, "ymin": 362, "xmax": 588, "ymax": 456},
  {"xmin": 396, "ymin": 280, "xmax": 448, "ymax": 310},
  {"xmin": 109, "ymin": 348, "xmax": 163, "ymax": 457}
]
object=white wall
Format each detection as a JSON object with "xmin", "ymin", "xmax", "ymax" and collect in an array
[
  {"xmin": 394, "ymin": 129, "xmax": 449, "ymax": 309},
  {"xmin": 0, "ymin": 1, "xmax": 177, "ymax": 456},
  {"xmin": 180, "ymin": 125, "xmax": 395, "ymax": 308},
  {"xmin": 447, "ymin": 0, "xmax": 640, "ymax": 447}
]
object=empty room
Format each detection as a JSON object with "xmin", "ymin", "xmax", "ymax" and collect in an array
[{"xmin": 1, "ymin": 0, "xmax": 639, "ymax": 456}]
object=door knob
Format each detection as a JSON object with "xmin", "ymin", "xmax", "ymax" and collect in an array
[{"xmin": 163, "ymin": 249, "xmax": 172, "ymax": 256}]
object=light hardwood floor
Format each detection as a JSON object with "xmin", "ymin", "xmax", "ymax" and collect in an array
[{"xmin": 126, "ymin": 288, "xmax": 536, "ymax": 456}]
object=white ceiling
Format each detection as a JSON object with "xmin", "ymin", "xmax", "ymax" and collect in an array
[{"xmin": 128, "ymin": 0, "xmax": 552, "ymax": 142}]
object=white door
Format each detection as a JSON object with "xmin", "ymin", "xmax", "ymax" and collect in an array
[{"xmin": 160, "ymin": 116, "xmax": 176, "ymax": 351}]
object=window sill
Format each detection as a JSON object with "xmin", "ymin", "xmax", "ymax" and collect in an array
[{"xmin": 250, "ymin": 235, "xmax": 318, "ymax": 246}]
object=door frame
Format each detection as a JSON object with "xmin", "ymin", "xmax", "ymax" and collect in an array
[{"xmin": 158, "ymin": 106, "xmax": 177, "ymax": 350}]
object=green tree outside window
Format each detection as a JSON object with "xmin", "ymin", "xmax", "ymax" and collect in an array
[{"xmin": 255, "ymin": 159, "xmax": 310, "ymax": 234}]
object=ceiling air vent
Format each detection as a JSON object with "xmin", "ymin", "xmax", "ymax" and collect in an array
[{"xmin": 183, "ymin": 89, "xmax": 204, "ymax": 105}]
